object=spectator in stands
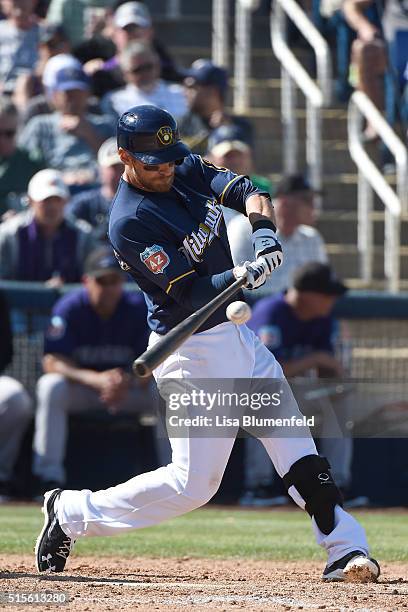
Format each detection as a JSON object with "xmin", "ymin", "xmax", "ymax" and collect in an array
[
  {"xmin": 0, "ymin": 0, "xmax": 40, "ymax": 95},
  {"xmin": 227, "ymin": 174, "xmax": 327, "ymax": 294},
  {"xmin": 0, "ymin": 169, "xmax": 94, "ymax": 284},
  {"xmin": 32, "ymin": 246, "xmax": 158, "ymax": 494},
  {"xmin": 0, "ymin": 290, "xmax": 33, "ymax": 502},
  {"xmin": 179, "ymin": 59, "xmax": 254, "ymax": 153},
  {"xmin": 13, "ymin": 24, "xmax": 71, "ymax": 122},
  {"xmin": 101, "ymin": 42, "xmax": 187, "ymax": 120},
  {"xmin": 242, "ymin": 263, "xmax": 356, "ymax": 506},
  {"xmin": 46, "ymin": 0, "xmax": 113, "ymax": 47},
  {"xmin": 0, "ymin": 97, "xmax": 43, "ymax": 220},
  {"xmin": 343, "ymin": 0, "xmax": 408, "ymax": 142},
  {"xmin": 18, "ymin": 54, "xmax": 115, "ymax": 190},
  {"xmin": 207, "ymin": 125, "xmax": 273, "ymax": 195},
  {"xmin": 67, "ymin": 138, "xmax": 122, "ymax": 242}
]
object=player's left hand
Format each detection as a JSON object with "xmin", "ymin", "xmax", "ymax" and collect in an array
[{"xmin": 252, "ymin": 227, "xmax": 283, "ymax": 273}]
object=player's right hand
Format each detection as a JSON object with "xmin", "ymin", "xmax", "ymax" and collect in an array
[{"xmin": 233, "ymin": 257, "xmax": 269, "ymax": 290}]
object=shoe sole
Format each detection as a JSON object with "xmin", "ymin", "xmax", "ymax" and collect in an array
[
  {"xmin": 343, "ymin": 556, "xmax": 380, "ymax": 583},
  {"xmin": 34, "ymin": 488, "xmax": 60, "ymax": 572},
  {"xmin": 323, "ymin": 556, "xmax": 380, "ymax": 583}
]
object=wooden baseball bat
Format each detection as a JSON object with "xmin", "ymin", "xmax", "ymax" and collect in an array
[{"xmin": 133, "ymin": 276, "xmax": 247, "ymax": 378}]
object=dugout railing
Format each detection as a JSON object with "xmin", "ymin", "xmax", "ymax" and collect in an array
[{"xmin": 4, "ymin": 282, "xmax": 408, "ymax": 393}]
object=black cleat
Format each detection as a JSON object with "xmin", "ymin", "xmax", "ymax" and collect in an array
[
  {"xmin": 35, "ymin": 489, "xmax": 75, "ymax": 573},
  {"xmin": 322, "ymin": 550, "xmax": 380, "ymax": 582}
]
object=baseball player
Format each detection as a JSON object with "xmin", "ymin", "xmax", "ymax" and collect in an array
[{"xmin": 35, "ymin": 105, "xmax": 380, "ymax": 583}]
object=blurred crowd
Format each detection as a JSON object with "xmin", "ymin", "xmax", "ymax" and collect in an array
[{"xmin": 0, "ymin": 0, "xmax": 405, "ymax": 504}]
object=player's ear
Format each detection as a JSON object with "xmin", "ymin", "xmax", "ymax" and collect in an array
[{"xmin": 118, "ymin": 147, "xmax": 131, "ymax": 165}]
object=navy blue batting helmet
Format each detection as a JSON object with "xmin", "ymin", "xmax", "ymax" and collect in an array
[{"xmin": 117, "ymin": 105, "xmax": 190, "ymax": 165}]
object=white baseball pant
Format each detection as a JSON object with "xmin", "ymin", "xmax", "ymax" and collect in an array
[{"xmin": 57, "ymin": 322, "xmax": 369, "ymax": 565}]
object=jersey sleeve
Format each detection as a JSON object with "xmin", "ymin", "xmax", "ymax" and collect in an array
[
  {"xmin": 197, "ymin": 156, "xmax": 267, "ymax": 214},
  {"xmin": 110, "ymin": 214, "xmax": 197, "ymax": 302}
]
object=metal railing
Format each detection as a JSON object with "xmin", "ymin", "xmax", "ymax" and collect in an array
[
  {"xmin": 348, "ymin": 91, "xmax": 408, "ymax": 292},
  {"xmin": 233, "ymin": 0, "xmax": 253, "ymax": 114},
  {"xmin": 271, "ymin": 0, "xmax": 332, "ymax": 195},
  {"xmin": 212, "ymin": 0, "xmax": 230, "ymax": 68}
]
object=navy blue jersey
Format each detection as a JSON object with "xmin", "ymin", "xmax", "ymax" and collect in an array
[
  {"xmin": 109, "ymin": 154, "xmax": 266, "ymax": 334},
  {"xmin": 248, "ymin": 293, "xmax": 335, "ymax": 363},
  {"xmin": 44, "ymin": 288, "xmax": 149, "ymax": 370}
]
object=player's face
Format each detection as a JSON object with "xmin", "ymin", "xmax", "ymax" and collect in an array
[
  {"xmin": 85, "ymin": 273, "xmax": 124, "ymax": 312},
  {"xmin": 30, "ymin": 196, "xmax": 66, "ymax": 230},
  {"xmin": 302, "ymin": 293, "xmax": 337, "ymax": 318},
  {"xmin": 120, "ymin": 149, "xmax": 176, "ymax": 192}
]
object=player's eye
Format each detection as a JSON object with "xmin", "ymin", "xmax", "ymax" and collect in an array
[{"xmin": 143, "ymin": 164, "xmax": 160, "ymax": 172}]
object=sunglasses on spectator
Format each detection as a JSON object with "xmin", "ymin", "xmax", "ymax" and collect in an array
[
  {"xmin": 129, "ymin": 63, "xmax": 155, "ymax": 74},
  {"xmin": 0, "ymin": 129, "xmax": 16, "ymax": 139},
  {"xmin": 141, "ymin": 159, "xmax": 184, "ymax": 172}
]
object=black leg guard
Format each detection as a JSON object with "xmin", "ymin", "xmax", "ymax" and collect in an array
[{"xmin": 282, "ymin": 455, "xmax": 343, "ymax": 535}]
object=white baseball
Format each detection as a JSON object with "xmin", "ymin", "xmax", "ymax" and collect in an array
[{"xmin": 226, "ymin": 301, "xmax": 252, "ymax": 325}]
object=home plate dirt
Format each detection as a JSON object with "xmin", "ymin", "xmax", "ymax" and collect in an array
[{"xmin": 1, "ymin": 555, "xmax": 407, "ymax": 611}]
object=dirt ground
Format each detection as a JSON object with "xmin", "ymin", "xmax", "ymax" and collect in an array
[{"xmin": 1, "ymin": 555, "xmax": 408, "ymax": 611}]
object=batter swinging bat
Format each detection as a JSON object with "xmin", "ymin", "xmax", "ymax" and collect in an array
[{"xmin": 133, "ymin": 277, "xmax": 247, "ymax": 378}]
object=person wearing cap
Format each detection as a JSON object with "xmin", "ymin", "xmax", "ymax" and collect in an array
[
  {"xmin": 207, "ymin": 124, "xmax": 273, "ymax": 196},
  {"xmin": 0, "ymin": 168, "xmax": 95, "ymax": 283},
  {"xmin": 0, "ymin": 289, "xmax": 33, "ymax": 503},
  {"xmin": 179, "ymin": 59, "xmax": 254, "ymax": 153},
  {"xmin": 67, "ymin": 138, "xmax": 123, "ymax": 242},
  {"xmin": 0, "ymin": 97, "xmax": 43, "ymax": 220},
  {"xmin": 227, "ymin": 173, "xmax": 328, "ymax": 295},
  {"xmin": 0, "ymin": 0, "xmax": 40, "ymax": 95},
  {"xmin": 18, "ymin": 54, "xmax": 115, "ymax": 189},
  {"xmin": 242, "ymin": 262, "xmax": 355, "ymax": 506},
  {"xmin": 80, "ymin": 1, "xmax": 183, "ymax": 98},
  {"xmin": 100, "ymin": 41, "xmax": 187, "ymax": 120},
  {"xmin": 32, "ymin": 245, "xmax": 159, "ymax": 496}
]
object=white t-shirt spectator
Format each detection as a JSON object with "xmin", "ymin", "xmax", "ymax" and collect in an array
[
  {"xmin": 101, "ymin": 80, "xmax": 187, "ymax": 120},
  {"xmin": 226, "ymin": 214, "xmax": 328, "ymax": 294}
]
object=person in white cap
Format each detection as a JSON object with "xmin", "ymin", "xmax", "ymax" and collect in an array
[
  {"xmin": 18, "ymin": 54, "xmax": 115, "ymax": 189},
  {"xmin": 0, "ymin": 168, "xmax": 95, "ymax": 284},
  {"xmin": 67, "ymin": 138, "xmax": 123, "ymax": 242},
  {"xmin": 101, "ymin": 41, "xmax": 187, "ymax": 120},
  {"xmin": 82, "ymin": 1, "xmax": 183, "ymax": 98}
]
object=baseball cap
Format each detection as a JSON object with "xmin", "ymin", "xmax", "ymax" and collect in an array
[
  {"xmin": 43, "ymin": 54, "xmax": 90, "ymax": 92},
  {"xmin": 293, "ymin": 262, "xmax": 347, "ymax": 296},
  {"xmin": 84, "ymin": 247, "xmax": 123, "ymax": 278},
  {"xmin": 275, "ymin": 174, "xmax": 322, "ymax": 197},
  {"xmin": 114, "ymin": 1, "xmax": 152, "ymax": 28},
  {"xmin": 98, "ymin": 138, "xmax": 122, "ymax": 167},
  {"xmin": 207, "ymin": 124, "xmax": 251, "ymax": 157},
  {"xmin": 184, "ymin": 60, "xmax": 228, "ymax": 94},
  {"xmin": 28, "ymin": 169, "xmax": 69, "ymax": 201}
]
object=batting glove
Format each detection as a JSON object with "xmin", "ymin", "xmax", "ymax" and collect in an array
[
  {"xmin": 233, "ymin": 257, "xmax": 269, "ymax": 290},
  {"xmin": 252, "ymin": 220, "xmax": 283, "ymax": 273}
]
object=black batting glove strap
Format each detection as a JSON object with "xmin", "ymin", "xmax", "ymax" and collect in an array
[{"xmin": 251, "ymin": 219, "xmax": 277, "ymax": 234}]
